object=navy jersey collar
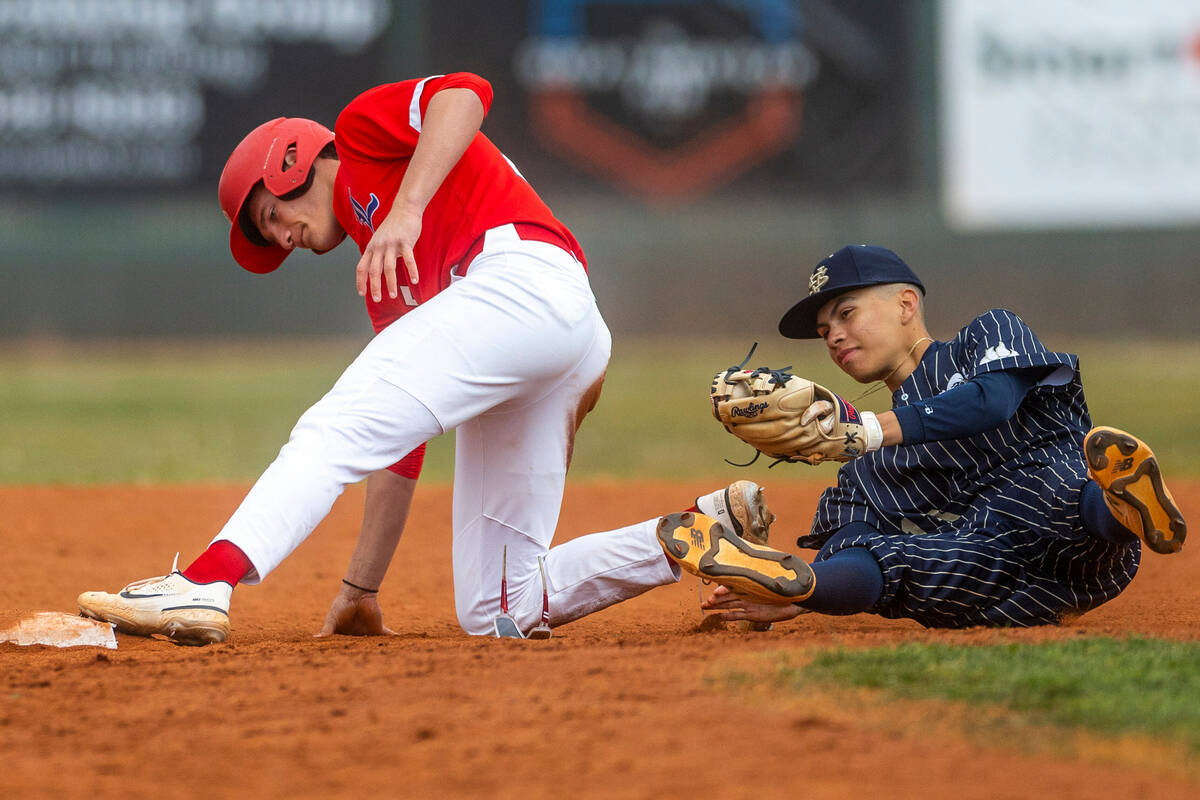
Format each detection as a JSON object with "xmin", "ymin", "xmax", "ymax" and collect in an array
[{"xmin": 891, "ymin": 339, "xmax": 945, "ymax": 407}]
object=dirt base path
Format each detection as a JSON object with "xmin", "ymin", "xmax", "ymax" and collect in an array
[{"xmin": 2, "ymin": 481, "xmax": 1197, "ymax": 799}]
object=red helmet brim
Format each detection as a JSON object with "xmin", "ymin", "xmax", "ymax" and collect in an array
[{"xmin": 228, "ymin": 224, "xmax": 290, "ymax": 274}]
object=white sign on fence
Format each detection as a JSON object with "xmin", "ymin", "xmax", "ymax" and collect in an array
[{"xmin": 940, "ymin": 0, "xmax": 1200, "ymax": 229}]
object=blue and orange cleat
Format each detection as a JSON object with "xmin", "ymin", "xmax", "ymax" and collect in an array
[{"xmin": 1084, "ymin": 426, "xmax": 1186, "ymax": 554}]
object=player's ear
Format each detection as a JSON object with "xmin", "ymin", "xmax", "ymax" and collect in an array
[
  {"xmin": 897, "ymin": 285, "xmax": 922, "ymax": 324},
  {"xmin": 282, "ymin": 146, "xmax": 298, "ymax": 170}
]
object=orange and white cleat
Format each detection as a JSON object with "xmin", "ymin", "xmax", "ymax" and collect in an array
[
  {"xmin": 657, "ymin": 512, "xmax": 814, "ymax": 603},
  {"xmin": 1084, "ymin": 427, "xmax": 1186, "ymax": 554}
]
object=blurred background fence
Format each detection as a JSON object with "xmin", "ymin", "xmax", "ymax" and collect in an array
[{"xmin": 1, "ymin": 0, "xmax": 1198, "ymax": 342}]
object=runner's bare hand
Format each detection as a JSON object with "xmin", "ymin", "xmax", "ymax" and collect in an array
[
  {"xmin": 314, "ymin": 583, "xmax": 397, "ymax": 637},
  {"xmin": 356, "ymin": 203, "xmax": 422, "ymax": 302}
]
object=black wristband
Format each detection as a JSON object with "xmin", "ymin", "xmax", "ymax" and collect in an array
[{"xmin": 342, "ymin": 578, "xmax": 379, "ymax": 594}]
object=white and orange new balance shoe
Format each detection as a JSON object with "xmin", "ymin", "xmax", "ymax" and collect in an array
[
  {"xmin": 657, "ymin": 512, "xmax": 814, "ymax": 603},
  {"xmin": 1084, "ymin": 426, "xmax": 1186, "ymax": 555}
]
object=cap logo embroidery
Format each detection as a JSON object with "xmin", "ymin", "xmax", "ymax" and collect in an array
[{"xmin": 808, "ymin": 265, "xmax": 830, "ymax": 294}]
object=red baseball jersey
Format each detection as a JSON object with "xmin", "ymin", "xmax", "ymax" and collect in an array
[
  {"xmin": 331, "ymin": 73, "xmax": 586, "ymax": 480},
  {"xmin": 331, "ymin": 73, "xmax": 587, "ymax": 335}
]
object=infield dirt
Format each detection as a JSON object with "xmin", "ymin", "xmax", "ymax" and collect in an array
[{"xmin": 2, "ymin": 481, "xmax": 1197, "ymax": 799}]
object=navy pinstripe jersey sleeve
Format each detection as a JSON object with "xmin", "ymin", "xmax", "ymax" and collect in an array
[
  {"xmin": 959, "ymin": 309, "xmax": 1076, "ymax": 384},
  {"xmin": 805, "ymin": 309, "xmax": 1092, "ymax": 546}
]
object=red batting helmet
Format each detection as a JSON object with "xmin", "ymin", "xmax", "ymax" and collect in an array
[{"xmin": 218, "ymin": 117, "xmax": 335, "ymax": 274}]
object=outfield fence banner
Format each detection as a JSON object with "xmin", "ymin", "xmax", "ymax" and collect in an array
[
  {"xmin": 940, "ymin": 0, "xmax": 1200, "ymax": 230},
  {"xmin": 429, "ymin": 0, "xmax": 916, "ymax": 203},
  {"xmin": 0, "ymin": 0, "xmax": 392, "ymax": 194},
  {"xmin": 0, "ymin": 0, "xmax": 916, "ymax": 205}
]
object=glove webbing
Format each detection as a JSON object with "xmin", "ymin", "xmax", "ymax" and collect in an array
[
  {"xmin": 720, "ymin": 344, "xmax": 801, "ymax": 469},
  {"xmin": 746, "ymin": 365, "xmax": 795, "ymax": 387},
  {"xmin": 719, "ymin": 341, "xmax": 758, "ymax": 382},
  {"xmin": 720, "ymin": 342, "xmax": 793, "ymax": 387}
]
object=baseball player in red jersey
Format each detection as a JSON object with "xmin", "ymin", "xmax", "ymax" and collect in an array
[{"xmin": 77, "ymin": 72, "xmax": 726, "ymax": 643}]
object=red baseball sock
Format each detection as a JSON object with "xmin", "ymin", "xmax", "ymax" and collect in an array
[
  {"xmin": 686, "ymin": 503, "xmax": 700, "ymax": 513},
  {"xmin": 182, "ymin": 540, "xmax": 251, "ymax": 586}
]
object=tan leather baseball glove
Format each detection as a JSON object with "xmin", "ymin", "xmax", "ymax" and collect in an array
[{"xmin": 710, "ymin": 365, "xmax": 882, "ymax": 465}]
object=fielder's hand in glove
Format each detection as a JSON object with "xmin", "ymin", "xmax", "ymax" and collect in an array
[{"xmin": 711, "ymin": 363, "xmax": 884, "ymax": 465}]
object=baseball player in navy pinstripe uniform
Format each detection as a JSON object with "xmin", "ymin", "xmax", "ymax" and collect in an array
[{"xmin": 683, "ymin": 245, "xmax": 1187, "ymax": 628}]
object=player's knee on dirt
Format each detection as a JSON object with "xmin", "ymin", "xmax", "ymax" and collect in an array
[{"xmin": 456, "ymin": 572, "xmax": 545, "ymax": 636}]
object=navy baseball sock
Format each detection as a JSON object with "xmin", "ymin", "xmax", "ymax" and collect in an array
[
  {"xmin": 798, "ymin": 547, "xmax": 883, "ymax": 614},
  {"xmin": 1080, "ymin": 480, "xmax": 1137, "ymax": 545}
]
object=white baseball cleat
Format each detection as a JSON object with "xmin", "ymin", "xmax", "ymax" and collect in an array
[
  {"xmin": 77, "ymin": 555, "xmax": 233, "ymax": 646},
  {"xmin": 694, "ymin": 480, "xmax": 776, "ymax": 546}
]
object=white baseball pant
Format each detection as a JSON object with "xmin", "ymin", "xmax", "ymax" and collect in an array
[{"xmin": 211, "ymin": 224, "xmax": 680, "ymax": 634}]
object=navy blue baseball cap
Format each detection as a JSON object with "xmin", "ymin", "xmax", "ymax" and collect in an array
[{"xmin": 778, "ymin": 245, "xmax": 925, "ymax": 339}]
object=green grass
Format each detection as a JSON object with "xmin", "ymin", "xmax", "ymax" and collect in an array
[
  {"xmin": 0, "ymin": 340, "xmax": 363, "ymax": 483},
  {"xmin": 1, "ymin": 336, "xmax": 1199, "ymax": 483},
  {"xmin": 764, "ymin": 637, "xmax": 1200, "ymax": 751}
]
